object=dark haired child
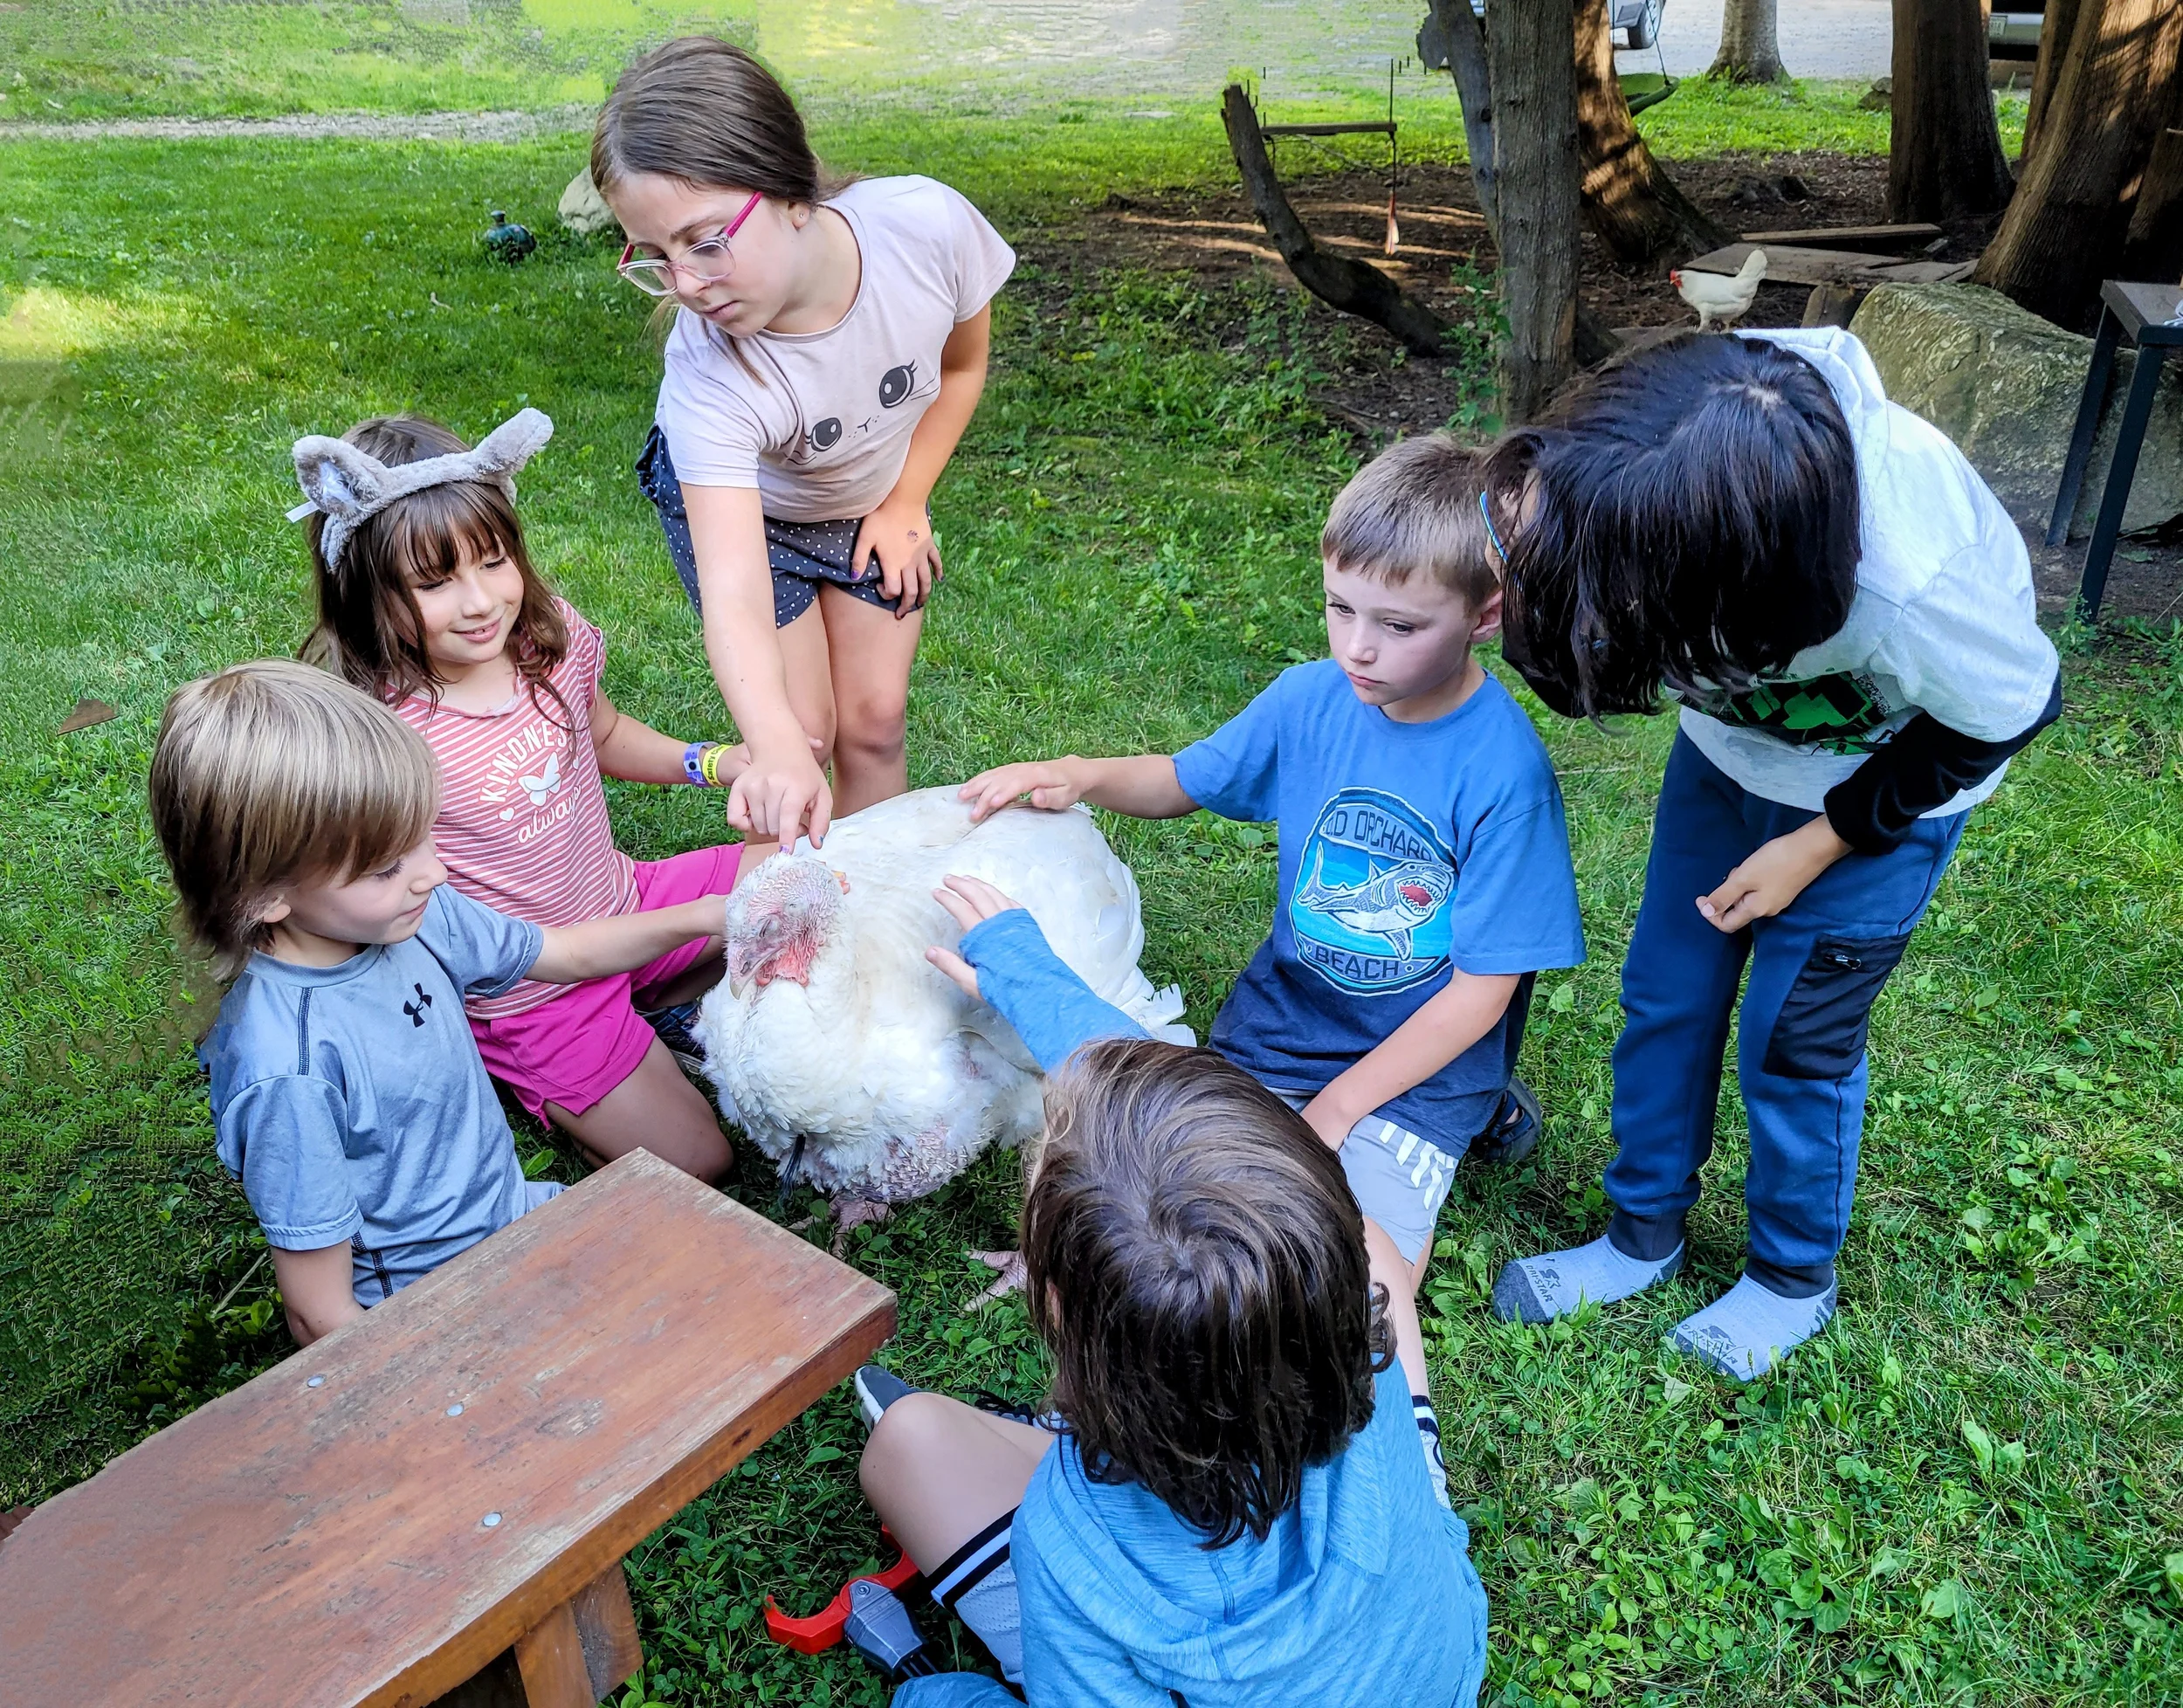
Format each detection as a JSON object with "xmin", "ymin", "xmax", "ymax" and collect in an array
[
  {"xmin": 295, "ymin": 409, "xmax": 766, "ymax": 1184},
  {"xmin": 1483, "ymin": 328, "xmax": 2062, "ymax": 1379},
  {"xmin": 596, "ymin": 36, "xmax": 1016, "ymax": 848},
  {"xmin": 153, "ymin": 662, "xmax": 733, "ymax": 1346},
  {"xmin": 958, "ymin": 432, "xmax": 1585, "ymax": 1427},
  {"xmin": 832, "ymin": 876, "xmax": 1487, "ymax": 1705}
]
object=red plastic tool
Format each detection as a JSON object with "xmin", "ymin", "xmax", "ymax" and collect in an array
[{"xmin": 763, "ymin": 1529, "xmax": 922, "ymax": 1654}]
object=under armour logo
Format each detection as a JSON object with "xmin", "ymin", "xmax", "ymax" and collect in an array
[{"xmin": 403, "ymin": 983, "xmax": 434, "ymax": 1027}]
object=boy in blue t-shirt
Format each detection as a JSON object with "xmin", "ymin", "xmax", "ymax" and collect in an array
[
  {"xmin": 958, "ymin": 432, "xmax": 1584, "ymax": 1407},
  {"xmin": 152, "ymin": 661, "xmax": 736, "ymax": 1346}
]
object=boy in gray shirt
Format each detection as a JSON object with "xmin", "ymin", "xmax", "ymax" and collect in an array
[{"xmin": 155, "ymin": 661, "xmax": 736, "ymax": 1344}]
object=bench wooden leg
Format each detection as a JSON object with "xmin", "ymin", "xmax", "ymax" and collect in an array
[
  {"xmin": 433, "ymin": 1563, "xmax": 644, "ymax": 1708},
  {"xmin": 570, "ymin": 1562, "xmax": 645, "ymax": 1700}
]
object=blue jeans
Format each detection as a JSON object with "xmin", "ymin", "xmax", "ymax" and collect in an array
[{"xmin": 1605, "ymin": 733, "xmax": 1966, "ymax": 1275}]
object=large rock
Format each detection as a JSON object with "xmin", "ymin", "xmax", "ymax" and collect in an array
[
  {"xmin": 1850, "ymin": 282, "xmax": 2183, "ymax": 537},
  {"xmin": 559, "ymin": 167, "xmax": 618, "ymax": 239}
]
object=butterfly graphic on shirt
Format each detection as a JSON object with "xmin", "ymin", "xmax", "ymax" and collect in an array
[{"xmin": 496, "ymin": 751, "xmax": 563, "ymax": 821}]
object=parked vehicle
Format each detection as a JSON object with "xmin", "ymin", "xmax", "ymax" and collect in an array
[
  {"xmin": 1422, "ymin": 0, "xmax": 1665, "ymax": 60},
  {"xmin": 1989, "ymin": 4, "xmax": 2044, "ymax": 59}
]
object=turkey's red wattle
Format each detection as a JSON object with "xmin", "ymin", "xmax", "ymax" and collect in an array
[{"xmin": 753, "ymin": 929, "xmax": 823, "ymax": 988}]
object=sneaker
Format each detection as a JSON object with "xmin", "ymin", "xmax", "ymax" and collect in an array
[
  {"xmin": 1468, "ymin": 1076, "xmax": 1543, "ymax": 1169},
  {"xmin": 970, "ymin": 1388, "xmax": 1057, "ymax": 1429},
  {"xmin": 842, "ymin": 1580, "xmax": 937, "ymax": 1682},
  {"xmin": 640, "ymin": 1000, "xmax": 706, "ymax": 1074},
  {"xmin": 854, "ymin": 1364, "xmax": 919, "ymax": 1430}
]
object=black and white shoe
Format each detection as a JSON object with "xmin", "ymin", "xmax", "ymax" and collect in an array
[
  {"xmin": 853, "ymin": 1364, "xmax": 919, "ymax": 1430},
  {"xmin": 1467, "ymin": 1076, "xmax": 1543, "ymax": 1169},
  {"xmin": 842, "ymin": 1580, "xmax": 937, "ymax": 1682},
  {"xmin": 638, "ymin": 1000, "xmax": 707, "ymax": 1076}
]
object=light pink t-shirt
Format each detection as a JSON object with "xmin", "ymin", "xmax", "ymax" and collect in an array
[
  {"xmin": 395, "ymin": 600, "xmax": 637, "ymax": 1018},
  {"xmin": 655, "ymin": 175, "xmax": 1016, "ymax": 521}
]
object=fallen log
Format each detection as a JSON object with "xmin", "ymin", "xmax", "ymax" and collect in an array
[{"xmin": 1221, "ymin": 84, "xmax": 1454, "ymax": 358}]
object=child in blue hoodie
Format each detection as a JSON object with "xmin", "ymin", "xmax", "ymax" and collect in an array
[{"xmin": 837, "ymin": 875, "xmax": 1489, "ymax": 1707}]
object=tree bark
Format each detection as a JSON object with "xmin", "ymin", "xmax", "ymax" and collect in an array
[
  {"xmin": 1487, "ymin": 0, "xmax": 1582, "ymax": 419},
  {"xmin": 1575, "ymin": 0, "xmax": 1733, "ymax": 266},
  {"xmin": 2021, "ymin": 0, "xmax": 2083, "ymax": 164},
  {"xmin": 2118, "ymin": 127, "xmax": 2183, "ymax": 285},
  {"xmin": 1424, "ymin": 0, "xmax": 1498, "ymax": 228},
  {"xmin": 1219, "ymin": 85, "xmax": 1455, "ymax": 357},
  {"xmin": 1973, "ymin": 0, "xmax": 2183, "ymax": 324},
  {"xmin": 1887, "ymin": 0, "xmax": 2016, "ymax": 221},
  {"xmin": 1423, "ymin": 0, "xmax": 1618, "ymax": 367},
  {"xmin": 1709, "ymin": 0, "xmax": 1787, "ymax": 82}
]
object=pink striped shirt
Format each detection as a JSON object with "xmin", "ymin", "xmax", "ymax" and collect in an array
[{"xmin": 396, "ymin": 601, "xmax": 637, "ymax": 1018}]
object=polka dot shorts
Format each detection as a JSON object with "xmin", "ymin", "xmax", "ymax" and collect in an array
[{"xmin": 636, "ymin": 424, "xmax": 915, "ymax": 626}]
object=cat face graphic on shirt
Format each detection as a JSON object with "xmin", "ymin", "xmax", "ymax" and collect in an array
[{"xmin": 796, "ymin": 359, "xmax": 941, "ymax": 461}]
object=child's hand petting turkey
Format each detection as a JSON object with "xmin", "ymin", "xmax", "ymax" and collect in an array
[
  {"xmin": 957, "ymin": 758, "xmax": 1086, "ymax": 822},
  {"xmin": 924, "ymin": 872, "xmax": 1024, "ymax": 998}
]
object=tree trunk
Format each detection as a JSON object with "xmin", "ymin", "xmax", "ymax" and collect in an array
[
  {"xmin": 1487, "ymin": 0, "xmax": 1581, "ymax": 419},
  {"xmin": 1973, "ymin": 0, "xmax": 2183, "ymax": 324},
  {"xmin": 1575, "ymin": 0, "xmax": 1733, "ymax": 266},
  {"xmin": 1709, "ymin": 0, "xmax": 1787, "ymax": 81},
  {"xmin": 1219, "ymin": 85, "xmax": 1456, "ymax": 357},
  {"xmin": 1424, "ymin": 0, "xmax": 1618, "ymax": 367},
  {"xmin": 1424, "ymin": 0, "xmax": 1498, "ymax": 228},
  {"xmin": 2021, "ymin": 0, "xmax": 2083, "ymax": 164},
  {"xmin": 1888, "ymin": 0, "xmax": 2016, "ymax": 221},
  {"xmin": 2119, "ymin": 127, "xmax": 2183, "ymax": 284}
]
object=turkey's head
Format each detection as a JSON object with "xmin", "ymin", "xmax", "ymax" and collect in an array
[{"xmin": 724, "ymin": 855, "xmax": 850, "ymax": 995}]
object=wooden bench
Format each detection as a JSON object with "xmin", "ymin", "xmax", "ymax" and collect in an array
[{"xmin": 0, "ymin": 1150, "xmax": 895, "ymax": 1706}]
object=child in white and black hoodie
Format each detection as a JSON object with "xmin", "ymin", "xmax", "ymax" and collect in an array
[{"xmin": 1482, "ymin": 327, "xmax": 2060, "ymax": 1381}]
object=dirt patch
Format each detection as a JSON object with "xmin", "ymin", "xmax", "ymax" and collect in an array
[{"xmin": 1019, "ymin": 152, "xmax": 2182, "ymax": 624}]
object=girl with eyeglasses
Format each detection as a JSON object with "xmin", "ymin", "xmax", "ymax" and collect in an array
[{"xmin": 594, "ymin": 37, "xmax": 1015, "ymax": 851}]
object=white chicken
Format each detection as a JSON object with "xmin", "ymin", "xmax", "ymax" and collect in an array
[
  {"xmin": 693, "ymin": 787, "xmax": 1189, "ymax": 1239},
  {"xmin": 1670, "ymin": 249, "xmax": 1769, "ymax": 331}
]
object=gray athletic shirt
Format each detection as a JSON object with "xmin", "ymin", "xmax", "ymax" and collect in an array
[{"xmin": 199, "ymin": 885, "xmax": 548, "ymax": 1305}]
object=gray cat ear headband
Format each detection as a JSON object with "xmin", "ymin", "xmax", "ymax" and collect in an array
[{"xmin": 286, "ymin": 407, "xmax": 554, "ymax": 569}]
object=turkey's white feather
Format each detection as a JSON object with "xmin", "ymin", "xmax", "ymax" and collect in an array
[{"xmin": 694, "ymin": 788, "xmax": 1190, "ymax": 1202}]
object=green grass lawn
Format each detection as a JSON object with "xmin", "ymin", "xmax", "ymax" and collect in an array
[{"xmin": 1, "ymin": 96, "xmax": 2174, "ymax": 1708}]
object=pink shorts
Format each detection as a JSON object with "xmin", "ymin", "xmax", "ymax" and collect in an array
[{"xmin": 472, "ymin": 843, "xmax": 741, "ymax": 1122}]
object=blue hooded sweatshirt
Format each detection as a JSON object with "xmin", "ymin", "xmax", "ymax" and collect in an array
[{"xmin": 895, "ymin": 911, "xmax": 1491, "ymax": 1708}]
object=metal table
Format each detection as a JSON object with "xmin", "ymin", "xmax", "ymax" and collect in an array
[{"xmin": 2048, "ymin": 279, "xmax": 2183, "ymax": 622}]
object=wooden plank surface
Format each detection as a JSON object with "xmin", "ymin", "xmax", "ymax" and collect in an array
[
  {"xmin": 1739, "ymin": 222, "xmax": 1944, "ymax": 250},
  {"xmin": 1258, "ymin": 121, "xmax": 1396, "ymax": 138},
  {"xmin": 2108, "ymin": 279, "xmax": 2183, "ymax": 346},
  {"xmin": 0, "ymin": 1151, "xmax": 894, "ymax": 1708},
  {"xmin": 1685, "ymin": 243, "xmax": 1975, "ymax": 289}
]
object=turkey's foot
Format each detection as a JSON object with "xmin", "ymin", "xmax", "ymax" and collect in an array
[
  {"xmin": 965, "ymin": 1249, "xmax": 1027, "ymax": 1311},
  {"xmin": 828, "ymin": 1195, "xmax": 894, "ymax": 1257}
]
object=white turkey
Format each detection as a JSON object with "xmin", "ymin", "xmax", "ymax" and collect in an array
[{"xmin": 693, "ymin": 786, "xmax": 1189, "ymax": 1244}]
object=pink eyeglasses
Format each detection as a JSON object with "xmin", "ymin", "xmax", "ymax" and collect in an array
[{"xmin": 616, "ymin": 191, "xmax": 764, "ymax": 297}]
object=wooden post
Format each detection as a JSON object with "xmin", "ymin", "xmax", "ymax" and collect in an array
[
  {"xmin": 433, "ymin": 1564, "xmax": 644, "ymax": 1706},
  {"xmin": 1487, "ymin": 0, "xmax": 1581, "ymax": 419},
  {"xmin": 570, "ymin": 1564, "xmax": 646, "ymax": 1699},
  {"xmin": 1801, "ymin": 283, "xmax": 1861, "ymax": 327}
]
